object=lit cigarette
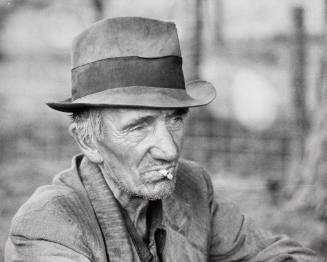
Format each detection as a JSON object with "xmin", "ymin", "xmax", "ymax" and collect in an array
[{"xmin": 159, "ymin": 169, "xmax": 173, "ymax": 180}]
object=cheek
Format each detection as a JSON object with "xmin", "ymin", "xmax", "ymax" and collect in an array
[
  {"xmin": 171, "ymin": 129, "xmax": 185, "ymax": 151},
  {"xmin": 101, "ymin": 137, "xmax": 146, "ymax": 172},
  {"xmin": 102, "ymin": 141, "xmax": 132, "ymax": 163},
  {"xmin": 101, "ymin": 128, "xmax": 135, "ymax": 158}
]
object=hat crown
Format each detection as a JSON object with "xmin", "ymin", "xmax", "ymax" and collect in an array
[
  {"xmin": 72, "ymin": 17, "xmax": 181, "ymax": 69},
  {"xmin": 47, "ymin": 17, "xmax": 216, "ymax": 112}
]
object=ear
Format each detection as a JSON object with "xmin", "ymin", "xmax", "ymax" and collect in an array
[{"xmin": 69, "ymin": 123, "xmax": 103, "ymax": 164}]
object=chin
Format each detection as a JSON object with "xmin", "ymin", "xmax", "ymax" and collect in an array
[
  {"xmin": 138, "ymin": 180, "xmax": 176, "ymax": 200},
  {"xmin": 114, "ymin": 175, "xmax": 176, "ymax": 200}
]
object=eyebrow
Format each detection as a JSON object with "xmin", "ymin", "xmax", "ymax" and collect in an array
[{"xmin": 120, "ymin": 108, "xmax": 189, "ymax": 131}]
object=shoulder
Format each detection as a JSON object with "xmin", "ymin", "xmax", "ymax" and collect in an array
[
  {"xmin": 176, "ymin": 158, "xmax": 213, "ymax": 198},
  {"xmin": 177, "ymin": 158, "xmax": 208, "ymax": 176},
  {"xmin": 177, "ymin": 159, "xmax": 212, "ymax": 185},
  {"xmin": 9, "ymin": 170, "xmax": 95, "ymax": 257},
  {"xmin": 11, "ymin": 183, "xmax": 80, "ymax": 232}
]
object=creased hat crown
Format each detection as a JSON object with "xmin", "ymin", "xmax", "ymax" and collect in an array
[
  {"xmin": 47, "ymin": 17, "xmax": 216, "ymax": 112},
  {"xmin": 72, "ymin": 17, "xmax": 181, "ymax": 69}
]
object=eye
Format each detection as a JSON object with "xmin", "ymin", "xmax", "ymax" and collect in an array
[
  {"xmin": 173, "ymin": 115, "xmax": 183, "ymax": 123},
  {"xmin": 130, "ymin": 125, "xmax": 145, "ymax": 132},
  {"xmin": 166, "ymin": 115, "xmax": 185, "ymax": 130},
  {"xmin": 129, "ymin": 122, "xmax": 149, "ymax": 132}
]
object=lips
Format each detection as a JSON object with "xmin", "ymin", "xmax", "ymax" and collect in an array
[
  {"xmin": 140, "ymin": 165, "xmax": 176, "ymax": 181},
  {"xmin": 140, "ymin": 164, "xmax": 175, "ymax": 173},
  {"xmin": 159, "ymin": 169, "xmax": 173, "ymax": 180}
]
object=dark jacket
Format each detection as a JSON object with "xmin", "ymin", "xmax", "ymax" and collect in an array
[{"xmin": 5, "ymin": 155, "xmax": 318, "ymax": 261}]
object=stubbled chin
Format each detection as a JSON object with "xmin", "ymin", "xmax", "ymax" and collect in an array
[{"xmin": 138, "ymin": 180, "xmax": 176, "ymax": 200}]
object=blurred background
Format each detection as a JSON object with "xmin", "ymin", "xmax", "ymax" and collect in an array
[{"xmin": 1, "ymin": 0, "xmax": 327, "ymax": 259}]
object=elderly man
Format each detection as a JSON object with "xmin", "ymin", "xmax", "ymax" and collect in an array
[{"xmin": 5, "ymin": 17, "xmax": 319, "ymax": 262}]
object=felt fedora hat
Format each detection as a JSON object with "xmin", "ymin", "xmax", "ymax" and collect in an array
[{"xmin": 47, "ymin": 17, "xmax": 216, "ymax": 112}]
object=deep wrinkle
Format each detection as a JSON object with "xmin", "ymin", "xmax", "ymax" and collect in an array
[{"xmin": 96, "ymin": 107, "xmax": 188, "ymax": 201}]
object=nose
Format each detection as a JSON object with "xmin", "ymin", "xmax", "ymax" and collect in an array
[{"xmin": 150, "ymin": 122, "xmax": 178, "ymax": 162}]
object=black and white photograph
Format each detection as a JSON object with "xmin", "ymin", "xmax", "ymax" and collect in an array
[{"xmin": 0, "ymin": 0, "xmax": 326, "ymax": 261}]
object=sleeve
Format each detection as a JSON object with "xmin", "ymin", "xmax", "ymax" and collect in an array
[
  {"xmin": 4, "ymin": 188, "xmax": 98, "ymax": 262},
  {"xmin": 203, "ymin": 171, "xmax": 320, "ymax": 262},
  {"xmin": 5, "ymin": 235, "xmax": 92, "ymax": 262}
]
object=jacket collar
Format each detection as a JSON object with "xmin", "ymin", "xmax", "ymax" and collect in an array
[
  {"xmin": 56, "ymin": 154, "xmax": 191, "ymax": 260},
  {"xmin": 78, "ymin": 155, "xmax": 136, "ymax": 261},
  {"xmin": 162, "ymin": 184, "xmax": 192, "ymax": 235}
]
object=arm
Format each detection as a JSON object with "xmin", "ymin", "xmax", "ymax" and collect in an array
[
  {"xmin": 5, "ymin": 235, "xmax": 92, "ymax": 262},
  {"xmin": 203, "ymin": 172, "xmax": 319, "ymax": 261},
  {"xmin": 4, "ymin": 187, "xmax": 100, "ymax": 262}
]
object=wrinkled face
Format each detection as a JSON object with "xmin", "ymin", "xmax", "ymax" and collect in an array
[{"xmin": 96, "ymin": 108, "xmax": 188, "ymax": 200}]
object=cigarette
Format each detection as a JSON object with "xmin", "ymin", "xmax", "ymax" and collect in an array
[{"xmin": 159, "ymin": 169, "xmax": 173, "ymax": 180}]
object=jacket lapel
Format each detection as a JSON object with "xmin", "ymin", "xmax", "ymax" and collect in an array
[
  {"xmin": 162, "ymin": 191, "xmax": 191, "ymax": 235},
  {"xmin": 78, "ymin": 157, "xmax": 135, "ymax": 262},
  {"xmin": 57, "ymin": 155, "xmax": 198, "ymax": 261}
]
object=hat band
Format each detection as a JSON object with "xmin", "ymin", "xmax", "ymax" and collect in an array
[{"xmin": 71, "ymin": 56, "xmax": 185, "ymax": 100}]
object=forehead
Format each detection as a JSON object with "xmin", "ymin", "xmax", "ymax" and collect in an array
[{"xmin": 102, "ymin": 107, "xmax": 186, "ymax": 121}]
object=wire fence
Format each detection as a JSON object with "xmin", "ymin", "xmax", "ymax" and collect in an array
[{"xmin": 183, "ymin": 108, "xmax": 303, "ymax": 179}]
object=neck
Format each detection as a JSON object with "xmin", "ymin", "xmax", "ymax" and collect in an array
[
  {"xmin": 98, "ymin": 164, "xmax": 150, "ymax": 240},
  {"xmin": 109, "ymin": 182, "xmax": 149, "ymax": 217}
]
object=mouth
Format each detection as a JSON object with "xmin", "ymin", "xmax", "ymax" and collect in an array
[
  {"xmin": 158, "ymin": 169, "xmax": 173, "ymax": 180},
  {"xmin": 140, "ymin": 165, "xmax": 176, "ymax": 181}
]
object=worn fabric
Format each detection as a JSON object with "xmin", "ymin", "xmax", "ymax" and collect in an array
[
  {"xmin": 47, "ymin": 17, "xmax": 216, "ymax": 113},
  {"xmin": 5, "ymin": 155, "xmax": 319, "ymax": 262}
]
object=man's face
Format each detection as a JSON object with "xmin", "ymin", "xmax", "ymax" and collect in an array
[{"xmin": 96, "ymin": 107, "xmax": 188, "ymax": 200}]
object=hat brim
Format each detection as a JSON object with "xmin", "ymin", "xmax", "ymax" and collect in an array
[{"xmin": 46, "ymin": 80, "xmax": 216, "ymax": 112}]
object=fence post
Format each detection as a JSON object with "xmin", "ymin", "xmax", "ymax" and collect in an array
[
  {"xmin": 213, "ymin": 0, "xmax": 225, "ymax": 47},
  {"xmin": 92, "ymin": 0, "xmax": 104, "ymax": 20},
  {"xmin": 317, "ymin": 0, "xmax": 327, "ymax": 102},
  {"xmin": 292, "ymin": 6, "xmax": 309, "ymax": 158},
  {"xmin": 192, "ymin": 0, "xmax": 203, "ymax": 79}
]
